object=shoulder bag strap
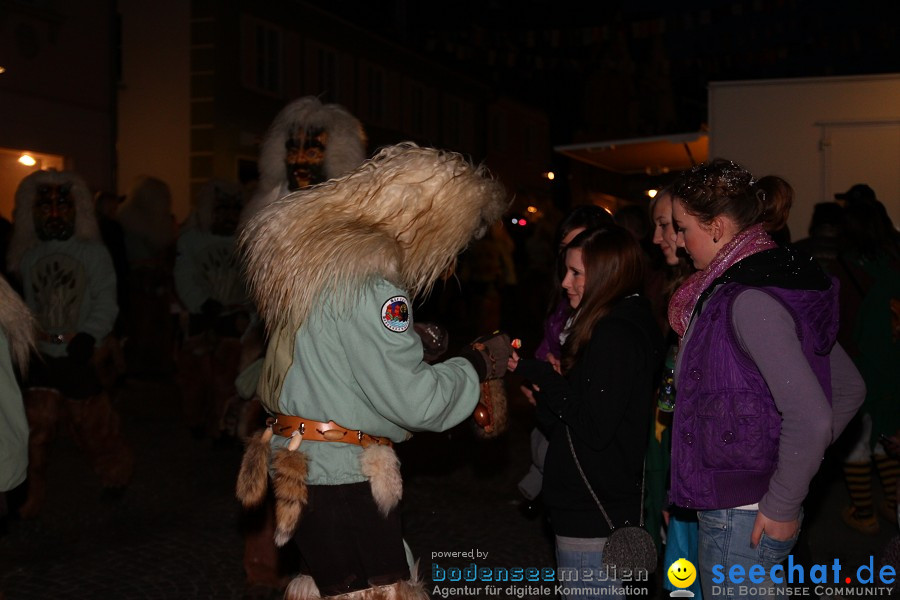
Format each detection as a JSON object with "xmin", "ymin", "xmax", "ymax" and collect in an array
[{"xmin": 565, "ymin": 425, "xmax": 646, "ymax": 531}]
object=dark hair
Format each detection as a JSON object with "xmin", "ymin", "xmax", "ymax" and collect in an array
[
  {"xmin": 672, "ymin": 158, "xmax": 792, "ymax": 233},
  {"xmin": 547, "ymin": 204, "xmax": 615, "ymax": 314},
  {"xmin": 555, "ymin": 204, "xmax": 615, "ymax": 251},
  {"xmin": 561, "ymin": 225, "xmax": 644, "ymax": 372},
  {"xmin": 843, "ymin": 195, "xmax": 900, "ymax": 261}
]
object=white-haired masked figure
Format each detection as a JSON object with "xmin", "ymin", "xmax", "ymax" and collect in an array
[
  {"xmin": 174, "ymin": 179, "xmax": 249, "ymax": 441},
  {"xmin": 7, "ymin": 169, "xmax": 134, "ymax": 518},
  {"xmin": 240, "ymin": 96, "xmax": 367, "ymax": 226},
  {"xmin": 236, "ymin": 143, "xmax": 512, "ymax": 599}
]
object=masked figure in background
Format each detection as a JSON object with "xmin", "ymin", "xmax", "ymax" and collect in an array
[
  {"xmin": 116, "ymin": 176, "xmax": 177, "ymax": 375},
  {"xmin": 240, "ymin": 96, "xmax": 367, "ymax": 226},
  {"xmin": 7, "ymin": 169, "xmax": 134, "ymax": 518},
  {"xmin": 0, "ymin": 274, "xmax": 35, "ymax": 525},
  {"xmin": 237, "ymin": 143, "xmax": 511, "ymax": 599},
  {"xmin": 174, "ymin": 179, "xmax": 250, "ymax": 441}
]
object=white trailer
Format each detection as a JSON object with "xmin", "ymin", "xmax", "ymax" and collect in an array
[{"xmin": 708, "ymin": 74, "xmax": 900, "ymax": 239}]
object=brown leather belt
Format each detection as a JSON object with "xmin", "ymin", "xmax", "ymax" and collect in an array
[
  {"xmin": 37, "ymin": 331, "xmax": 76, "ymax": 344},
  {"xmin": 266, "ymin": 414, "xmax": 393, "ymax": 448}
]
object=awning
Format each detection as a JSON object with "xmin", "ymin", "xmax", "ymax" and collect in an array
[{"xmin": 554, "ymin": 131, "xmax": 709, "ymax": 175}]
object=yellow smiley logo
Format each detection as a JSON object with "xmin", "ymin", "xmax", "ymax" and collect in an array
[{"xmin": 667, "ymin": 558, "xmax": 697, "ymax": 589}]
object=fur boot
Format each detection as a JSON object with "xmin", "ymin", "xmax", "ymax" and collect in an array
[
  {"xmin": 283, "ymin": 570, "xmax": 428, "ymax": 600},
  {"xmin": 284, "ymin": 574, "xmax": 321, "ymax": 600},
  {"xmin": 66, "ymin": 393, "xmax": 134, "ymax": 489},
  {"xmin": 359, "ymin": 445, "xmax": 403, "ymax": 516},
  {"xmin": 272, "ymin": 447, "xmax": 309, "ymax": 546},
  {"xmin": 236, "ymin": 429, "xmax": 272, "ymax": 508},
  {"xmin": 20, "ymin": 388, "xmax": 63, "ymax": 518}
]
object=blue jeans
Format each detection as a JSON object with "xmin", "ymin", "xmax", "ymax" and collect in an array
[
  {"xmin": 697, "ymin": 509, "xmax": 801, "ymax": 600},
  {"xmin": 555, "ymin": 536, "xmax": 626, "ymax": 600}
]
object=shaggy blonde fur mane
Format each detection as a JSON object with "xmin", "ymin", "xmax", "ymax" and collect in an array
[
  {"xmin": 0, "ymin": 275, "xmax": 35, "ymax": 373},
  {"xmin": 7, "ymin": 169, "xmax": 100, "ymax": 274},
  {"xmin": 240, "ymin": 143, "xmax": 508, "ymax": 335}
]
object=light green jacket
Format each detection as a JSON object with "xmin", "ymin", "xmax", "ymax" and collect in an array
[
  {"xmin": 266, "ymin": 277, "xmax": 480, "ymax": 484},
  {"xmin": 0, "ymin": 331, "xmax": 28, "ymax": 491}
]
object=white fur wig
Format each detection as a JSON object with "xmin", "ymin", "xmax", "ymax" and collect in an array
[
  {"xmin": 116, "ymin": 175, "xmax": 176, "ymax": 252},
  {"xmin": 7, "ymin": 169, "xmax": 99, "ymax": 274},
  {"xmin": 257, "ymin": 96, "xmax": 367, "ymax": 195},
  {"xmin": 0, "ymin": 274, "xmax": 35, "ymax": 373},
  {"xmin": 181, "ymin": 178, "xmax": 243, "ymax": 232},
  {"xmin": 240, "ymin": 143, "xmax": 509, "ymax": 336}
]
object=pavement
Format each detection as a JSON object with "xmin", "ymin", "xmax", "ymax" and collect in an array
[{"xmin": 0, "ymin": 369, "xmax": 897, "ymax": 600}]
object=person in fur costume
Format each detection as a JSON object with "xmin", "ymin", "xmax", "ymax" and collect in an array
[
  {"xmin": 7, "ymin": 169, "xmax": 134, "ymax": 518},
  {"xmin": 236, "ymin": 143, "xmax": 512, "ymax": 599},
  {"xmin": 117, "ymin": 175, "xmax": 177, "ymax": 374},
  {"xmin": 174, "ymin": 178, "xmax": 249, "ymax": 440},
  {"xmin": 238, "ymin": 96, "xmax": 369, "ymax": 592},
  {"xmin": 0, "ymin": 273, "xmax": 35, "ymax": 524},
  {"xmin": 239, "ymin": 96, "xmax": 367, "ymax": 226}
]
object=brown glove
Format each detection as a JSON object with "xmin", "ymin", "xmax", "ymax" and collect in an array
[{"xmin": 459, "ymin": 331, "xmax": 512, "ymax": 381}]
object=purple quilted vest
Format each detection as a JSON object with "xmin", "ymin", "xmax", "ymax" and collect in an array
[{"xmin": 669, "ymin": 281, "xmax": 839, "ymax": 510}]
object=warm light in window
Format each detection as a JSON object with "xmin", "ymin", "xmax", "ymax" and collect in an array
[
  {"xmin": 18, "ymin": 154, "xmax": 37, "ymax": 166},
  {"xmin": 646, "ymin": 189, "xmax": 658, "ymax": 198},
  {"xmin": 0, "ymin": 66, "xmax": 6, "ymax": 75}
]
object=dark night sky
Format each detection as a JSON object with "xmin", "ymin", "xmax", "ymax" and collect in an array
[{"xmin": 307, "ymin": 0, "xmax": 897, "ymax": 143}]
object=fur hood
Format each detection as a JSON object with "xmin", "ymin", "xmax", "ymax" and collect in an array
[
  {"xmin": 240, "ymin": 143, "xmax": 508, "ymax": 335},
  {"xmin": 7, "ymin": 169, "xmax": 99, "ymax": 274},
  {"xmin": 240, "ymin": 97, "xmax": 367, "ymax": 227},
  {"xmin": 257, "ymin": 96, "xmax": 367, "ymax": 195},
  {"xmin": 0, "ymin": 275, "xmax": 35, "ymax": 373},
  {"xmin": 181, "ymin": 178, "xmax": 243, "ymax": 232}
]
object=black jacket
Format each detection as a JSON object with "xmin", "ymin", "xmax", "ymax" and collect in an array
[{"xmin": 517, "ymin": 294, "xmax": 663, "ymax": 537}]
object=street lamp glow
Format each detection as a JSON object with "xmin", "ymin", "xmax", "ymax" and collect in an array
[
  {"xmin": 646, "ymin": 189, "xmax": 658, "ymax": 198},
  {"xmin": 18, "ymin": 154, "xmax": 37, "ymax": 167},
  {"xmin": 526, "ymin": 206, "xmax": 537, "ymax": 213},
  {"xmin": 544, "ymin": 171, "xmax": 555, "ymax": 180}
]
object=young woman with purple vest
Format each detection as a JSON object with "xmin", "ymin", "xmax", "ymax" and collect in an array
[
  {"xmin": 667, "ymin": 159, "xmax": 866, "ymax": 599},
  {"xmin": 508, "ymin": 225, "xmax": 664, "ymax": 600}
]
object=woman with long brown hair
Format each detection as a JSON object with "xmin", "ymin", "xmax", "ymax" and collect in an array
[{"xmin": 508, "ymin": 225, "xmax": 663, "ymax": 600}]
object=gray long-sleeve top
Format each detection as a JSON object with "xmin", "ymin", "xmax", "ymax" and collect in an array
[{"xmin": 676, "ymin": 287, "xmax": 865, "ymax": 521}]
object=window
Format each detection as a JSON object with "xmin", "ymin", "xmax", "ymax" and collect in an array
[{"xmin": 241, "ymin": 17, "xmax": 283, "ymax": 96}]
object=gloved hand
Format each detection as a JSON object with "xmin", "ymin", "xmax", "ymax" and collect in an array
[
  {"xmin": 458, "ymin": 331, "xmax": 512, "ymax": 381},
  {"xmin": 66, "ymin": 332, "xmax": 96, "ymax": 364}
]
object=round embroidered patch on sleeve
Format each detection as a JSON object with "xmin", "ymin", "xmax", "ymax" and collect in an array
[{"xmin": 381, "ymin": 296, "xmax": 410, "ymax": 332}]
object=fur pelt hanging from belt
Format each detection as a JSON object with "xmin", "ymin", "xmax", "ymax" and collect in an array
[{"xmin": 236, "ymin": 143, "xmax": 508, "ymax": 546}]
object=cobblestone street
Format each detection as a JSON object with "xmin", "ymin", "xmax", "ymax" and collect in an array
[{"xmin": 1, "ymin": 372, "xmax": 896, "ymax": 599}]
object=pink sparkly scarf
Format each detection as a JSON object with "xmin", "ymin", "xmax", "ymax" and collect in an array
[{"xmin": 668, "ymin": 223, "xmax": 776, "ymax": 337}]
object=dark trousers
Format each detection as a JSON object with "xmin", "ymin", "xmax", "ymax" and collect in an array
[{"xmin": 292, "ymin": 482, "xmax": 410, "ymax": 595}]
